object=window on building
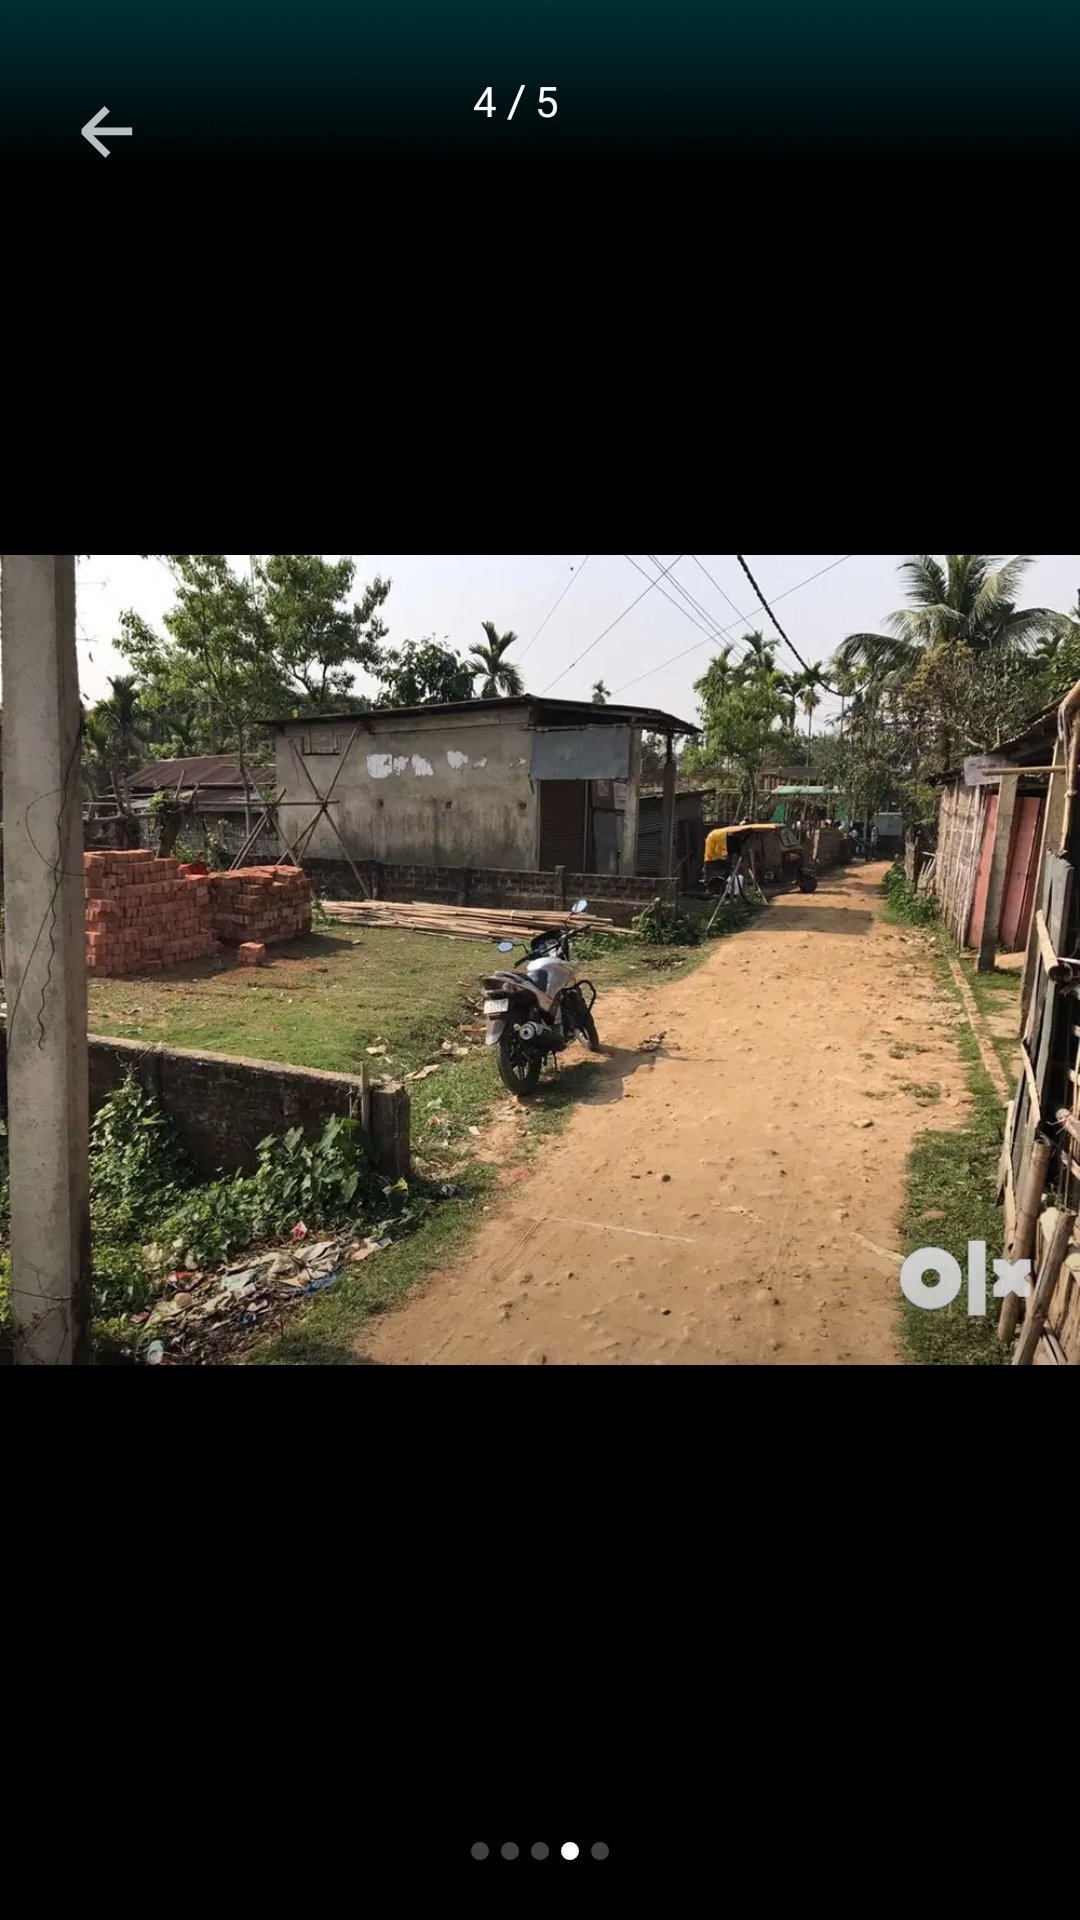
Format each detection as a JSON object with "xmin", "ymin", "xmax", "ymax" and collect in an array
[{"xmin": 301, "ymin": 731, "xmax": 340, "ymax": 755}]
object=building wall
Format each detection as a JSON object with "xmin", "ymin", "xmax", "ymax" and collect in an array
[{"xmin": 275, "ymin": 710, "xmax": 539, "ymax": 871}]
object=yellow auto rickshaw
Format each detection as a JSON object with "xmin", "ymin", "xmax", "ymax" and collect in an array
[{"xmin": 703, "ymin": 822, "xmax": 818, "ymax": 896}]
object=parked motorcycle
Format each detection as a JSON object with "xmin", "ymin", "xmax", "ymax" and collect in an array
[{"xmin": 481, "ymin": 899, "xmax": 600, "ymax": 1095}]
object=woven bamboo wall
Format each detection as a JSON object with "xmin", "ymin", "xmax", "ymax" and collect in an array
[{"xmin": 933, "ymin": 781, "xmax": 989, "ymax": 948}]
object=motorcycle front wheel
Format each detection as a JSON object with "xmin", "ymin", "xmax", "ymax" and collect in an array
[{"xmin": 497, "ymin": 1023, "xmax": 543, "ymax": 1095}]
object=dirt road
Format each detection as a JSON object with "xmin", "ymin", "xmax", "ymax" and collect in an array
[{"xmin": 358, "ymin": 864, "xmax": 971, "ymax": 1365}]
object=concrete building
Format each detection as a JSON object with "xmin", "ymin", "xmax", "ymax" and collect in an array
[{"xmin": 266, "ymin": 696, "xmax": 699, "ymax": 879}]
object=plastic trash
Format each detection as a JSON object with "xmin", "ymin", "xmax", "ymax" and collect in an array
[
  {"xmin": 146, "ymin": 1341, "xmax": 165, "ymax": 1366},
  {"xmin": 301, "ymin": 1265, "xmax": 343, "ymax": 1295}
]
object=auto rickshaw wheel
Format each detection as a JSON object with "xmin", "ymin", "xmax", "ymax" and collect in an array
[{"xmin": 798, "ymin": 869, "xmax": 818, "ymax": 893}]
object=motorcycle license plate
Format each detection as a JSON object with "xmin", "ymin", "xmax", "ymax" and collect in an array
[{"xmin": 484, "ymin": 998, "xmax": 510, "ymax": 1015}]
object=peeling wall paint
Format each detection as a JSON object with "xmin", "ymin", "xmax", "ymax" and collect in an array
[{"xmin": 283, "ymin": 714, "xmax": 541, "ymax": 869}]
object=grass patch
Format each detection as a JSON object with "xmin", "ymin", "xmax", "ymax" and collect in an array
[
  {"xmin": 897, "ymin": 940, "xmax": 1009, "ymax": 1365},
  {"xmin": 956, "ymin": 954, "xmax": 1022, "ymax": 1084},
  {"xmin": 900, "ymin": 1082, "xmax": 942, "ymax": 1105}
]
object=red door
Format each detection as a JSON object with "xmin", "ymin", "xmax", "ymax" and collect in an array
[
  {"xmin": 968, "ymin": 793, "xmax": 998, "ymax": 950},
  {"xmin": 1000, "ymin": 795, "xmax": 1044, "ymax": 951}
]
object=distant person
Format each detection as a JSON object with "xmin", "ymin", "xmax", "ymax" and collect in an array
[{"xmin": 869, "ymin": 822, "xmax": 879, "ymax": 856}]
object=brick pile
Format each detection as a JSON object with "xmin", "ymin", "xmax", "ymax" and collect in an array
[
  {"xmin": 85, "ymin": 850, "xmax": 218, "ymax": 977},
  {"xmin": 205, "ymin": 866, "xmax": 312, "ymax": 948}
]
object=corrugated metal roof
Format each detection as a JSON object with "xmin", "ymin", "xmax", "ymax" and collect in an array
[
  {"xmin": 128, "ymin": 757, "xmax": 275, "ymax": 793},
  {"xmin": 261, "ymin": 695, "xmax": 700, "ymax": 735}
]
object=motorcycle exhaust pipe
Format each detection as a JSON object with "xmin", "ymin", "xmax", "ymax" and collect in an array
[{"xmin": 519, "ymin": 1020, "xmax": 560, "ymax": 1050}]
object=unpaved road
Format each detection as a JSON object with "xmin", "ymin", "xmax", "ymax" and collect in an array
[{"xmin": 359, "ymin": 864, "xmax": 971, "ymax": 1365}]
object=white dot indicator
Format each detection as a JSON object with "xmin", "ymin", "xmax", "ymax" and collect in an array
[{"xmin": 560, "ymin": 1842, "xmax": 579, "ymax": 1861}]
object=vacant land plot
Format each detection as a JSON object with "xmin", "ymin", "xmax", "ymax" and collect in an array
[{"xmin": 87, "ymin": 922, "xmax": 713, "ymax": 1071}]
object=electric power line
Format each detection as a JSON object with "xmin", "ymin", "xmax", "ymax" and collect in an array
[
  {"xmin": 688, "ymin": 554, "xmax": 748, "ymax": 627},
  {"xmin": 735, "ymin": 554, "xmax": 843, "ymax": 691},
  {"xmin": 613, "ymin": 555, "xmax": 854, "ymax": 694},
  {"xmin": 517, "ymin": 555, "xmax": 591, "ymax": 665},
  {"xmin": 540, "ymin": 555, "xmax": 685, "ymax": 694},
  {"xmin": 644, "ymin": 553, "xmax": 745, "ymax": 648},
  {"xmin": 622, "ymin": 556, "xmax": 725, "ymax": 645}
]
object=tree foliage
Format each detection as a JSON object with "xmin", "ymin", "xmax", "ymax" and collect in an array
[
  {"xmin": 118, "ymin": 554, "xmax": 391, "ymax": 769},
  {"xmin": 469, "ymin": 622, "xmax": 524, "ymax": 697},
  {"xmin": 825, "ymin": 557, "xmax": 1078, "ymax": 828},
  {"xmin": 376, "ymin": 638, "xmax": 475, "ymax": 707},
  {"xmin": 686, "ymin": 640, "xmax": 794, "ymax": 816}
]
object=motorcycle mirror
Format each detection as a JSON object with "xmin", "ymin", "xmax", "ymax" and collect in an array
[
  {"xmin": 496, "ymin": 940, "xmax": 515, "ymax": 952},
  {"xmin": 571, "ymin": 898, "xmax": 588, "ymax": 914}
]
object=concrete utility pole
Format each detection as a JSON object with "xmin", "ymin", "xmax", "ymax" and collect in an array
[{"xmin": 1, "ymin": 556, "xmax": 92, "ymax": 1364}]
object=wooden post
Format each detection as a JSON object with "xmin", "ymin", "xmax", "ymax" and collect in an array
[
  {"xmin": 620, "ymin": 727, "xmax": 642, "ymax": 877},
  {"xmin": 978, "ymin": 776, "xmax": 1018, "ymax": 972},
  {"xmin": 368, "ymin": 1080, "xmax": 411, "ymax": 1178},
  {"xmin": 660, "ymin": 734, "xmax": 676, "ymax": 878},
  {"xmin": 1021, "ymin": 767, "xmax": 1066, "ymax": 1026},
  {"xmin": 1012, "ymin": 1205, "xmax": 1075, "ymax": 1364},
  {"xmin": 998, "ymin": 1134, "xmax": 1051, "ymax": 1342},
  {"xmin": 553, "ymin": 864, "xmax": 565, "ymax": 909},
  {"xmin": 286, "ymin": 729, "xmax": 370, "ymax": 898}
]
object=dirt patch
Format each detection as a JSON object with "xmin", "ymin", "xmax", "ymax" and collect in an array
[{"xmin": 356, "ymin": 864, "xmax": 971, "ymax": 1365}]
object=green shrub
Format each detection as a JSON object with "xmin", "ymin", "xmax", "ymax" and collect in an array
[
  {"xmin": 90, "ymin": 1073, "xmax": 191, "ymax": 1241},
  {"xmin": 632, "ymin": 899, "xmax": 703, "ymax": 946},
  {"xmin": 0, "ymin": 1077, "xmax": 394, "ymax": 1348},
  {"xmin": 882, "ymin": 861, "xmax": 938, "ymax": 927},
  {"xmin": 703, "ymin": 899, "xmax": 763, "ymax": 940}
]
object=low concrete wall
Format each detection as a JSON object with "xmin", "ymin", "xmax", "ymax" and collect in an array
[
  {"xmin": 0, "ymin": 1028, "xmax": 410, "ymax": 1180},
  {"xmin": 307, "ymin": 858, "xmax": 677, "ymax": 925}
]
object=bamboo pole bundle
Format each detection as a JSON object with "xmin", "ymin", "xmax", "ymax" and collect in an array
[{"xmin": 324, "ymin": 898, "xmax": 631, "ymax": 940}]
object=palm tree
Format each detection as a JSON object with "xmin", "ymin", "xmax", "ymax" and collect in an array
[
  {"xmin": 737, "ymin": 629, "xmax": 777, "ymax": 679},
  {"xmin": 775, "ymin": 671, "xmax": 800, "ymax": 729},
  {"xmin": 591, "ymin": 680, "xmax": 610, "ymax": 705},
  {"xmin": 469, "ymin": 621, "xmax": 524, "ymax": 698},
  {"xmin": 708, "ymin": 643, "xmax": 740, "ymax": 701},
  {"xmin": 798, "ymin": 670, "xmax": 822, "ymax": 746},
  {"xmin": 832, "ymin": 660, "xmax": 857, "ymax": 742},
  {"xmin": 836, "ymin": 555, "xmax": 1061, "ymax": 679},
  {"xmin": 95, "ymin": 674, "xmax": 145, "ymax": 781}
]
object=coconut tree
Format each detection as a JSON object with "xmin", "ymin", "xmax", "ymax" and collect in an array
[
  {"xmin": 469, "ymin": 621, "xmax": 524, "ymax": 698},
  {"xmin": 836, "ymin": 555, "xmax": 1061, "ymax": 679},
  {"xmin": 591, "ymin": 680, "xmax": 610, "ymax": 705}
]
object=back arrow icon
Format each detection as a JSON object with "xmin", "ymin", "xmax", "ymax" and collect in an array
[{"xmin": 82, "ymin": 107, "xmax": 133, "ymax": 157}]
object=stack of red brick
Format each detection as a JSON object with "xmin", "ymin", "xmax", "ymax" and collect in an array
[
  {"xmin": 204, "ymin": 866, "xmax": 312, "ymax": 948},
  {"xmin": 85, "ymin": 850, "xmax": 218, "ymax": 976}
]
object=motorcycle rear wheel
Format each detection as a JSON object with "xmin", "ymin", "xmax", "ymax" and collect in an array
[{"xmin": 498, "ymin": 1024, "xmax": 543, "ymax": 1095}]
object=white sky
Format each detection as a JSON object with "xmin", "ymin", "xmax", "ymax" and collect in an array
[{"xmin": 68, "ymin": 554, "xmax": 1080, "ymax": 732}]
